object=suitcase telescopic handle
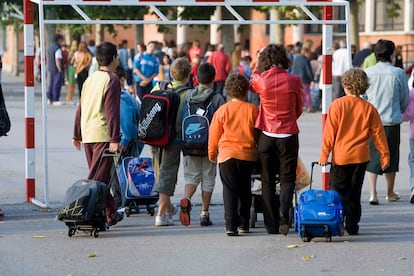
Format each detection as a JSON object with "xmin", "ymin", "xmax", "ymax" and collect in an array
[{"xmin": 310, "ymin": 161, "xmax": 332, "ymax": 190}]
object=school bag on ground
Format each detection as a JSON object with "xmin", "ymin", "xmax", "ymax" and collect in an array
[
  {"xmin": 116, "ymin": 156, "xmax": 158, "ymax": 217},
  {"xmin": 57, "ymin": 179, "xmax": 108, "ymax": 237},
  {"xmin": 294, "ymin": 162, "xmax": 344, "ymax": 242},
  {"xmin": 138, "ymin": 81, "xmax": 187, "ymax": 147},
  {"xmin": 181, "ymin": 92, "xmax": 217, "ymax": 156}
]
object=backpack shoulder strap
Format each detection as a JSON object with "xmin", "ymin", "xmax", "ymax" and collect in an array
[
  {"xmin": 157, "ymin": 81, "xmax": 172, "ymax": 91},
  {"xmin": 173, "ymin": 85, "xmax": 189, "ymax": 94},
  {"xmin": 203, "ymin": 91, "xmax": 217, "ymax": 106}
]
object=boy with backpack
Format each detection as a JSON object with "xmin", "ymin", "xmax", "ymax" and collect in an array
[
  {"xmin": 149, "ymin": 57, "xmax": 192, "ymax": 227},
  {"xmin": 176, "ymin": 63, "xmax": 226, "ymax": 226}
]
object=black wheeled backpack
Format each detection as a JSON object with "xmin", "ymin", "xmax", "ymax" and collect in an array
[
  {"xmin": 181, "ymin": 92, "xmax": 217, "ymax": 156},
  {"xmin": 138, "ymin": 82, "xmax": 187, "ymax": 147}
]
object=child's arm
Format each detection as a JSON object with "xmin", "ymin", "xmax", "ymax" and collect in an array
[{"xmin": 208, "ymin": 109, "xmax": 223, "ymax": 162}]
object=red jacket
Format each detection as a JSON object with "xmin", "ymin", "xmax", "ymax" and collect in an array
[
  {"xmin": 250, "ymin": 66, "xmax": 303, "ymax": 134},
  {"xmin": 207, "ymin": 51, "xmax": 231, "ymax": 82}
]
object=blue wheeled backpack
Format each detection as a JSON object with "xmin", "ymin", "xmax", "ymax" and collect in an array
[
  {"xmin": 116, "ymin": 156, "xmax": 158, "ymax": 217},
  {"xmin": 294, "ymin": 162, "xmax": 344, "ymax": 242}
]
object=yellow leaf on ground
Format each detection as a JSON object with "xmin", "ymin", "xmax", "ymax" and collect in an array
[
  {"xmin": 399, "ymin": 257, "xmax": 407, "ymax": 261},
  {"xmin": 32, "ymin": 235, "xmax": 45, "ymax": 238},
  {"xmin": 287, "ymin": 244, "xmax": 306, "ymax": 249},
  {"xmin": 87, "ymin": 253, "xmax": 96, "ymax": 258},
  {"xmin": 303, "ymin": 255, "xmax": 315, "ymax": 262}
]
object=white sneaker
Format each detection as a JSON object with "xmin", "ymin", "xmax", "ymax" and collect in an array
[
  {"xmin": 155, "ymin": 214, "xmax": 173, "ymax": 227},
  {"xmin": 52, "ymin": 101, "xmax": 64, "ymax": 106}
]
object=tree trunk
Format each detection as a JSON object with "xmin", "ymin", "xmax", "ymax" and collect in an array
[
  {"xmin": 270, "ymin": 9, "xmax": 285, "ymax": 44},
  {"xmin": 135, "ymin": 25, "xmax": 144, "ymax": 46},
  {"xmin": 349, "ymin": 0, "xmax": 360, "ymax": 50},
  {"xmin": 221, "ymin": 24, "xmax": 234, "ymax": 57},
  {"xmin": 12, "ymin": 23, "xmax": 19, "ymax": 77},
  {"xmin": 95, "ymin": 24, "xmax": 104, "ymax": 45}
]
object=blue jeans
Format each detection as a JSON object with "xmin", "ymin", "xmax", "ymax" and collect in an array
[
  {"xmin": 47, "ymin": 71, "xmax": 63, "ymax": 102},
  {"xmin": 409, "ymin": 139, "xmax": 414, "ymax": 192}
]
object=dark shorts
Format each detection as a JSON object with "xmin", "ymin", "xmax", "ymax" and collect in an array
[{"xmin": 366, "ymin": 125, "xmax": 400, "ymax": 174}]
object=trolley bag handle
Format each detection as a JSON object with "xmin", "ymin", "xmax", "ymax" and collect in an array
[
  {"xmin": 310, "ymin": 161, "xmax": 331, "ymax": 190},
  {"xmin": 94, "ymin": 149, "xmax": 122, "ymax": 187}
]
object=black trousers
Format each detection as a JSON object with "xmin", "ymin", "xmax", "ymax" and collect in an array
[
  {"xmin": 330, "ymin": 162, "xmax": 368, "ymax": 233},
  {"xmin": 258, "ymin": 132, "xmax": 298, "ymax": 231},
  {"xmin": 219, "ymin": 158, "xmax": 254, "ymax": 231}
]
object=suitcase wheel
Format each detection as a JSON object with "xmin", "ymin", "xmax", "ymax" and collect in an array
[
  {"xmin": 301, "ymin": 225, "xmax": 312, "ymax": 242},
  {"xmin": 301, "ymin": 235, "xmax": 312, "ymax": 242},
  {"xmin": 91, "ymin": 229, "xmax": 99, "ymax": 238},
  {"xmin": 68, "ymin": 228, "xmax": 76, "ymax": 237},
  {"xmin": 146, "ymin": 205, "xmax": 155, "ymax": 216},
  {"xmin": 125, "ymin": 207, "xmax": 131, "ymax": 217}
]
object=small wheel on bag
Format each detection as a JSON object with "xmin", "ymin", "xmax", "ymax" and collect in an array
[
  {"xmin": 125, "ymin": 207, "xmax": 130, "ymax": 217},
  {"xmin": 92, "ymin": 229, "xmax": 99, "ymax": 238},
  {"xmin": 68, "ymin": 228, "xmax": 76, "ymax": 237},
  {"xmin": 301, "ymin": 235, "xmax": 312, "ymax": 242}
]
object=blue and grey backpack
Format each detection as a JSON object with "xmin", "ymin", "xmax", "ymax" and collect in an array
[{"xmin": 181, "ymin": 92, "xmax": 217, "ymax": 156}]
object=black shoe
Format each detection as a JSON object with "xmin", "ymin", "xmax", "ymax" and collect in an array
[
  {"xmin": 239, "ymin": 227, "xmax": 250, "ymax": 234},
  {"xmin": 279, "ymin": 214, "xmax": 289, "ymax": 236},
  {"xmin": 200, "ymin": 212, "xmax": 213, "ymax": 226},
  {"xmin": 226, "ymin": 229, "xmax": 239, "ymax": 236},
  {"xmin": 266, "ymin": 226, "xmax": 280, "ymax": 235},
  {"xmin": 410, "ymin": 189, "xmax": 414, "ymax": 204},
  {"xmin": 346, "ymin": 224, "xmax": 359, "ymax": 236}
]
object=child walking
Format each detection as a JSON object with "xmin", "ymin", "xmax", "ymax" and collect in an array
[
  {"xmin": 319, "ymin": 68, "xmax": 390, "ymax": 235},
  {"xmin": 208, "ymin": 73, "xmax": 259, "ymax": 236},
  {"xmin": 176, "ymin": 63, "xmax": 226, "ymax": 227},
  {"xmin": 151, "ymin": 58, "xmax": 192, "ymax": 227}
]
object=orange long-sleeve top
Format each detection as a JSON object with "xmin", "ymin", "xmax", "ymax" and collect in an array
[
  {"xmin": 319, "ymin": 95, "xmax": 390, "ymax": 167},
  {"xmin": 208, "ymin": 99, "xmax": 259, "ymax": 163}
]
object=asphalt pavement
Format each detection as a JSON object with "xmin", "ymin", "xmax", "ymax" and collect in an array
[{"xmin": 0, "ymin": 71, "xmax": 413, "ymax": 276}]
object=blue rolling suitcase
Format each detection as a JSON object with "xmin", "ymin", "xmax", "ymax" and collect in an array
[{"xmin": 294, "ymin": 162, "xmax": 344, "ymax": 242}]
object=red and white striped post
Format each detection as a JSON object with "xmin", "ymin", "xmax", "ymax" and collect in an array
[
  {"xmin": 321, "ymin": 3, "xmax": 333, "ymax": 190},
  {"xmin": 24, "ymin": 0, "xmax": 36, "ymax": 201}
]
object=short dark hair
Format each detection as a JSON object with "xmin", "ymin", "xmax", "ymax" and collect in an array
[
  {"xmin": 374, "ymin": 39, "xmax": 395, "ymax": 62},
  {"xmin": 54, "ymin": 34, "xmax": 64, "ymax": 43},
  {"xmin": 225, "ymin": 73, "xmax": 249, "ymax": 100},
  {"xmin": 197, "ymin": 63, "xmax": 216, "ymax": 84},
  {"xmin": 114, "ymin": 65, "xmax": 126, "ymax": 80},
  {"xmin": 96, "ymin": 41, "xmax": 118, "ymax": 66}
]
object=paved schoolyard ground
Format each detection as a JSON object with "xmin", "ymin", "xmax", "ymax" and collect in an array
[{"xmin": 0, "ymin": 72, "xmax": 413, "ymax": 275}]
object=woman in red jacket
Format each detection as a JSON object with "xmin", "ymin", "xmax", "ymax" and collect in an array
[{"xmin": 250, "ymin": 44, "xmax": 303, "ymax": 235}]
